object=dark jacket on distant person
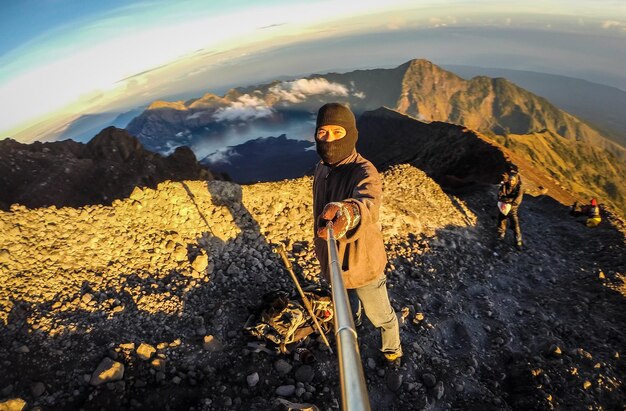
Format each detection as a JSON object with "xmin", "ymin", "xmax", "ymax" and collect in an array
[
  {"xmin": 313, "ymin": 150, "xmax": 387, "ymax": 289},
  {"xmin": 498, "ymin": 177, "xmax": 524, "ymax": 208}
]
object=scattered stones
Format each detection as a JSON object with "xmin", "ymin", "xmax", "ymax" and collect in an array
[
  {"xmin": 0, "ymin": 398, "xmax": 26, "ymax": 411},
  {"xmin": 155, "ymin": 372, "xmax": 166, "ymax": 383},
  {"xmin": 90, "ymin": 358, "xmax": 124, "ymax": 386},
  {"xmin": 294, "ymin": 365, "xmax": 314, "ymax": 383},
  {"xmin": 413, "ymin": 312, "xmax": 425, "ymax": 324},
  {"xmin": 226, "ymin": 263, "xmax": 241, "ymax": 275},
  {"xmin": 274, "ymin": 359, "xmax": 293, "ymax": 375},
  {"xmin": 136, "ymin": 343, "xmax": 156, "ymax": 361},
  {"xmin": 81, "ymin": 293, "xmax": 93, "ymax": 304},
  {"xmin": 191, "ymin": 253, "xmax": 209, "ymax": 273},
  {"xmin": 119, "ymin": 343, "xmax": 135, "ymax": 351},
  {"xmin": 0, "ymin": 249, "xmax": 10, "ymax": 264},
  {"xmin": 172, "ymin": 245, "xmax": 187, "ymax": 262},
  {"xmin": 434, "ymin": 381, "xmax": 445, "ymax": 399},
  {"xmin": 30, "ymin": 382, "xmax": 45, "ymax": 397},
  {"xmin": 422, "ymin": 373, "xmax": 437, "ymax": 388},
  {"xmin": 386, "ymin": 372, "xmax": 403, "ymax": 391},
  {"xmin": 14, "ymin": 345, "xmax": 29, "ymax": 354},
  {"xmin": 246, "ymin": 372, "xmax": 259, "ymax": 387},
  {"xmin": 1, "ymin": 385, "xmax": 13, "ymax": 397},
  {"xmin": 203, "ymin": 335, "xmax": 223, "ymax": 352},
  {"xmin": 276, "ymin": 385, "xmax": 296, "ymax": 397}
]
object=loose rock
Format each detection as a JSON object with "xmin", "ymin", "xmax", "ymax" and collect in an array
[
  {"xmin": 90, "ymin": 358, "xmax": 124, "ymax": 386},
  {"xmin": 276, "ymin": 385, "xmax": 296, "ymax": 397},
  {"xmin": 422, "ymin": 373, "xmax": 437, "ymax": 388},
  {"xmin": 136, "ymin": 343, "xmax": 156, "ymax": 361},
  {"xmin": 0, "ymin": 398, "xmax": 26, "ymax": 411},
  {"xmin": 203, "ymin": 335, "xmax": 223, "ymax": 352},
  {"xmin": 294, "ymin": 365, "xmax": 314, "ymax": 383},
  {"xmin": 246, "ymin": 372, "xmax": 259, "ymax": 387}
]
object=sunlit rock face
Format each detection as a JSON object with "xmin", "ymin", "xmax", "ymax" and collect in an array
[{"xmin": 0, "ymin": 166, "xmax": 474, "ymax": 327}]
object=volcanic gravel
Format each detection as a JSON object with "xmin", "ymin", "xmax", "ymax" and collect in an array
[{"xmin": 1, "ymin": 164, "xmax": 625, "ymax": 410}]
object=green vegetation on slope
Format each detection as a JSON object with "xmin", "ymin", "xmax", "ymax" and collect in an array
[{"xmin": 492, "ymin": 131, "xmax": 626, "ymax": 214}]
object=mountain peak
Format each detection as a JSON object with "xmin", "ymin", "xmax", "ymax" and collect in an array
[
  {"xmin": 147, "ymin": 100, "xmax": 187, "ymax": 111},
  {"xmin": 401, "ymin": 58, "xmax": 463, "ymax": 79},
  {"xmin": 87, "ymin": 126, "xmax": 143, "ymax": 161}
]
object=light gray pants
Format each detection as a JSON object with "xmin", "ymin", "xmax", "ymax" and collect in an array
[{"xmin": 348, "ymin": 275, "xmax": 402, "ymax": 356}]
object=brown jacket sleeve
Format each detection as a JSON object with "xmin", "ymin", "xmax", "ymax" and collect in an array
[{"xmin": 343, "ymin": 164, "xmax": 382, "ymax": 243}]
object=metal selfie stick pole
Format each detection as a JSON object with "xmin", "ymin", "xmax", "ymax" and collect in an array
[{"xmin": 326, "ymin": 222, "xmax": 371, "ymax": 411}]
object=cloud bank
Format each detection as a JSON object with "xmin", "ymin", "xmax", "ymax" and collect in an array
[
  {"xmin": 212, "ymin": 94, "xmax": 273, "ymax": 122},
  {"xmin": 269, "ymin": 78, "xmax": 349, "ymax": 103}
]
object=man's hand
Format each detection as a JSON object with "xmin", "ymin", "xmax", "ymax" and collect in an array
[{"xmin": 317, "ymin": 201, "xmax": 360, "ymax": 240}]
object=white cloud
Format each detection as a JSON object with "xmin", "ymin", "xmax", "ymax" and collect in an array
[
  {"xmin": 212, "ymin": 94, "xmax": 273, "ymax": 122},
  {"xmin": 186, "ymin": 111, "xmax": 208, "ymax": 120},
  {"xmin": 269, "ymin": 78, "xmax": 349, "ymax": 103},
  {"xmin": 601, "ymin": 20, "xmax": 626, "ymax": 30},
  {"xmin": 204, "ymin": 148, "xmax": 236, "ymax": 165}
]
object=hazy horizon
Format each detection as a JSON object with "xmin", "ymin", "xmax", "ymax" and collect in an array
[{"xmin": 1, "ymin": 0, "xmax": 625, "ymax": 140}]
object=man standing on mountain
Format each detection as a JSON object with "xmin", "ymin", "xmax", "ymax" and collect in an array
[
  {"xmin": 312, "ymin": 102, "xmax": 402, "ymax": 367},
  {"xmin": 497, "ymin": 168, "xmax": 524, "ymax": 250}
]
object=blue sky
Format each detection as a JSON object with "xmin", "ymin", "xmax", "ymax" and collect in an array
[{"xmin": 1, "ymin": 0, "xmax": 625, "ymax": 139}]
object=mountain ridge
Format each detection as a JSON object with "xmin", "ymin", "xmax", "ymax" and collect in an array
[
  {"xmin": 0, "ymin": 126, "xmax": 218, "ymax": 210},
  {"xmin": 444, "ymin": 64, "xmax": 626, "ymax": 147},
  {"xmin": 126, "ymin": 59, "xmax": 626, "ymax": 160}
]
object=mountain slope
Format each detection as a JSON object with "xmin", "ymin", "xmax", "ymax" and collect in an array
[
  {"xmin": 1, "ymin": 167, "xmax": 624, "ymax": 409},
  {"xmin": 165, "ymin": 105, "xmax": 623, "ymax": 214},
  {"xmin": 393, "ymin": 60, "xmax": 624, "ymax": 160},
  {"xmin": 444, "ymin": 65, "xmax": 626, "ymax": 148},
  {"xmin": 492, "ymin": 130, "xmax": 626, "ymax": 211},
  {"xmin": 357, "ymin": 107, "xmax": 625, "ymax": 213},
  {"xmin": 125, "ymin": 59, "xmax": 626, "ymax": 160}
]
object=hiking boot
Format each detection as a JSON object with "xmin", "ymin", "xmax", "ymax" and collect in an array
[{"xmin": 384, "ymin": 352, "xmax": 402, "ymax": 369}]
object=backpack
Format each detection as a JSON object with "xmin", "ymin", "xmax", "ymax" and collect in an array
[{"xmin": 244, "ymin": 289, "xmax": 333, "ymax": 353}]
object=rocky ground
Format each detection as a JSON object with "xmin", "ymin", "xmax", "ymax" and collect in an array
[{"xmin": 0, "ymin": 164, "xmax": 625, "ymax": 410}]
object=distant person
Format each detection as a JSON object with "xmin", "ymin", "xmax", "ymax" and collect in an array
[
  {"xmin": 312, "ymin": 103, "xmax": 403, "ymax": 367},
  {"xmin": 570, "ymin": 198, "xmax": 602, "ymax": 227},
  {"xmin": 497, "ymin": 168, "xmax": 524, "ymax": 250}
]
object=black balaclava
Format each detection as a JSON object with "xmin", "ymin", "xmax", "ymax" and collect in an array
[{"xmin": 315, "ymin": 103, "xmax": 358, "ymax": 166}]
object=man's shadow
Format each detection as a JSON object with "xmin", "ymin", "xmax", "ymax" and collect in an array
[{"xmin": 178, "ymin": 180, "xmax": 286, "ymax": 349}]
